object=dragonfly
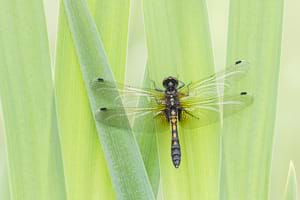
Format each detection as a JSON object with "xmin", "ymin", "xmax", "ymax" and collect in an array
[{"xmin": 94, "ymin": 60, "xmax": 253, "ymax": 168}]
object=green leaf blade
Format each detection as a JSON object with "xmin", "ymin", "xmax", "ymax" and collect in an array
[
  {"xmin": 55, "ymin": 4, "xmax": 115, "ymax": 199},
  {"xmin": 143, "ymin": 0, "xmax": 220, "ymax": 199},
  {"xmin": 220, "ymin": 0, "xmax": 284, "ymax": 199},
  {"xmin": 125, "ymin": 0, "xmax": 160, "ymax": 195},
  {"xmin": 90, "ymin": 0, "xmax": 130, "ymax": 83},
  {"xmin": 0, "ymin": 1, "xmax": 66, "ymax": 199},
  {"xmin": 61, "ymin": 0, "xmax": 154, "ymax": 199}
]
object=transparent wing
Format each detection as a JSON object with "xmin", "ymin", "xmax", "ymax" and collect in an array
[
  {"xmin": 91, "ymin": 78, "xmax": 165, "ymax": 104},
  {"xmin": 179, "ymin": 60, "xmax": 249, "ymax": 99},
  {"xmin": 179, "ymin": 92, "xmax": 253, "ymax": 129},
  {"xmin": 95, "ymin": 105, "xmax": 169, "ymax": 132}
]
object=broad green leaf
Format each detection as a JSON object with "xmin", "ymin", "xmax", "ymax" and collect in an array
[
  {"xmin": 220, "ymin": 0, "xmax": 284, "ymax": 199},
  {"xmin": 55, "ymin": 0, "xmax": 130, "ymax": 198},
  {"xmin": 283, "ymin": 161, "xmax": 299, "ymax": 200},
  {"xmin": 55, "ymin": 4, "xmax": 114, "ymax": 200},
  {"xmin": 62, "ymin": 0, "xmax": 154, "ymax": 199},
  {"xmin": 143, "ymin": 0, "xmax": 220, "ymax": 199},
  {"xmin": 0, "ymin": 1, "xmax": 66, "ymax": 199}
]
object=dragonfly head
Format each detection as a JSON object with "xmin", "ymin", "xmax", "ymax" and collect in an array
[{"xmin": 162, "ymin": 76, "xmax": 179, "ymax": 89}]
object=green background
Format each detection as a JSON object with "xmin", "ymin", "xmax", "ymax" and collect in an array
[
  {"xmin": 44, "ymin": 0, "xmax": 300, "ymax": 199},
  {"xmin": 0, "ymin": 0, "xmax": 298, "ymax": 199}
]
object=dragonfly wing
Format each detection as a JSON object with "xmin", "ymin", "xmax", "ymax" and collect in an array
[
  {"xmin": 91, "ymin": 78, "xmax": 165, "ymax": 104},
  {"xmin": 95, "ymin": 105, "xmax": 169, "ymax": 132},
  {"xmin": 179, "ymin": 92, "xmax": 253, "ymax": 129},
  {"xmin": 179, "ymin": 60, "xmax": 250, "ymax": 98}
]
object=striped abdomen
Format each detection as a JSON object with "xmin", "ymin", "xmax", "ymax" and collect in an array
[{"xmin": 170, "ymin": 109, "xmax": 181, "ymax": 168}]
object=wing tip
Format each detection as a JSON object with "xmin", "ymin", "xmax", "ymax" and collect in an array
[
  {"xmin": 239, "ymin": 91, "xmax": 254, "ymax": 105},
  {"xmin": 100, "ymin": 107, "xmax": 107, "ymax": 111},
  {"xmin": 97, "ymin": 77, "xmax": 104, "ymax": 82},
  {"xmin": 235, "ymin": 60, "xmax": 243, "ymax": 65},
  {"xmin": 235, "ymin": 59, "xmax": 250, "ymax": 66},
  {"xmin": 90, "ymin": 77, "xmax": 105, "ymax": 88}
]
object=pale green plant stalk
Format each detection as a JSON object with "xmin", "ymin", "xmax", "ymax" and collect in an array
[
  {"xmin": 132, "ymin": 72, "xmax": 160, "ymax": 195},
  {"xmin": 143, "ymin": 0, "xmax": 220, "ymax": 199},
  {"xmin": 62, "ymin": 0, "xmax": 154, "ymax": 199},
  {"xmin": 121, "ymin": 0, "xmax": 161, "ymax": 194},
  {"xmin": 283, "ymin": 161, "xmax": 299, "ymax": 200},
  {"xmin": 55, "ymin": 0, "xmax": 129, "ymax": 198},
  {"xmin": 0, "ymin": 0, "xmax": 66, "ymax": 199},
  {"xmin": 220, "ymin": 0, "xmax": 284, "ymax": 199},
  {"xmin": 87, "ymin": 0, "xmax": 130, "ymax": 83},
  {"xmin": 0, "ymin": 104, "xmax": 11, "ymax": 200}
]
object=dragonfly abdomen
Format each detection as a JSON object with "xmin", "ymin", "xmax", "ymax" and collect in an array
[{"xmin": 170, "ymin": 110, "xmax": 181, "ymax": 168}]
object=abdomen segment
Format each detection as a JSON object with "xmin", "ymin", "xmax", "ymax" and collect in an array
[{"xmin": 170, "ymin": 115, "xmax": 181, "ymax": 168}]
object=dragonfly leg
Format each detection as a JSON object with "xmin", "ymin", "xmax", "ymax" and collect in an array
[
  {"xmin": 182, "ymin": 109, "xmax": 200, "ymax": 120},
  {"xmin": 163, "ymin": 109, "xmax": 170, "ymax": 122},
  {"xmin": 150, "ymin": 80, "xmax": 164, "ymax": 92},
  {"xmin": 153, "ymin": 111, "xmax": 162, "ymax": 118},
  {"xmin": 154, "ymin": 97, "xmax": 166, "ymax": 105},
  {"xmin": 178, "ymin": 108, "xmax": 182, "ymax": 121},
  {"xmin": 177, "ymin": 81, "xmax": 185, "ymax": 90},
  {"xmin": 178, "ymin": 82, "xmax": 192, "ymax": 97},
  {"xmin": 185, "ymin": 82, "xmax": 192, "ymax": 95},
  {"xmin": 153, "ymin": 110, "xmax": 169, "ymax": 122}
]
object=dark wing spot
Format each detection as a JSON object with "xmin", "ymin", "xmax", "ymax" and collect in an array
[
  {"xmin": 235, "ymin": 60, "xmax": 242, "ymax": 65},
  {"xmin": 97, "ymin": 77, "xmax": 104, "ymax": 82},
  {"xmin": 240, "ymin": 92, "xmax": 247, "ymax": 95},
  {"xmin": 100, "ymin": 107, "xmax": 107, "ymax": 111}
]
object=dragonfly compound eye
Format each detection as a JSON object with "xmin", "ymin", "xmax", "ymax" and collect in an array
[{"xmin": 162, "ymin": 77, "xmax": 179, "ymax": 88}]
